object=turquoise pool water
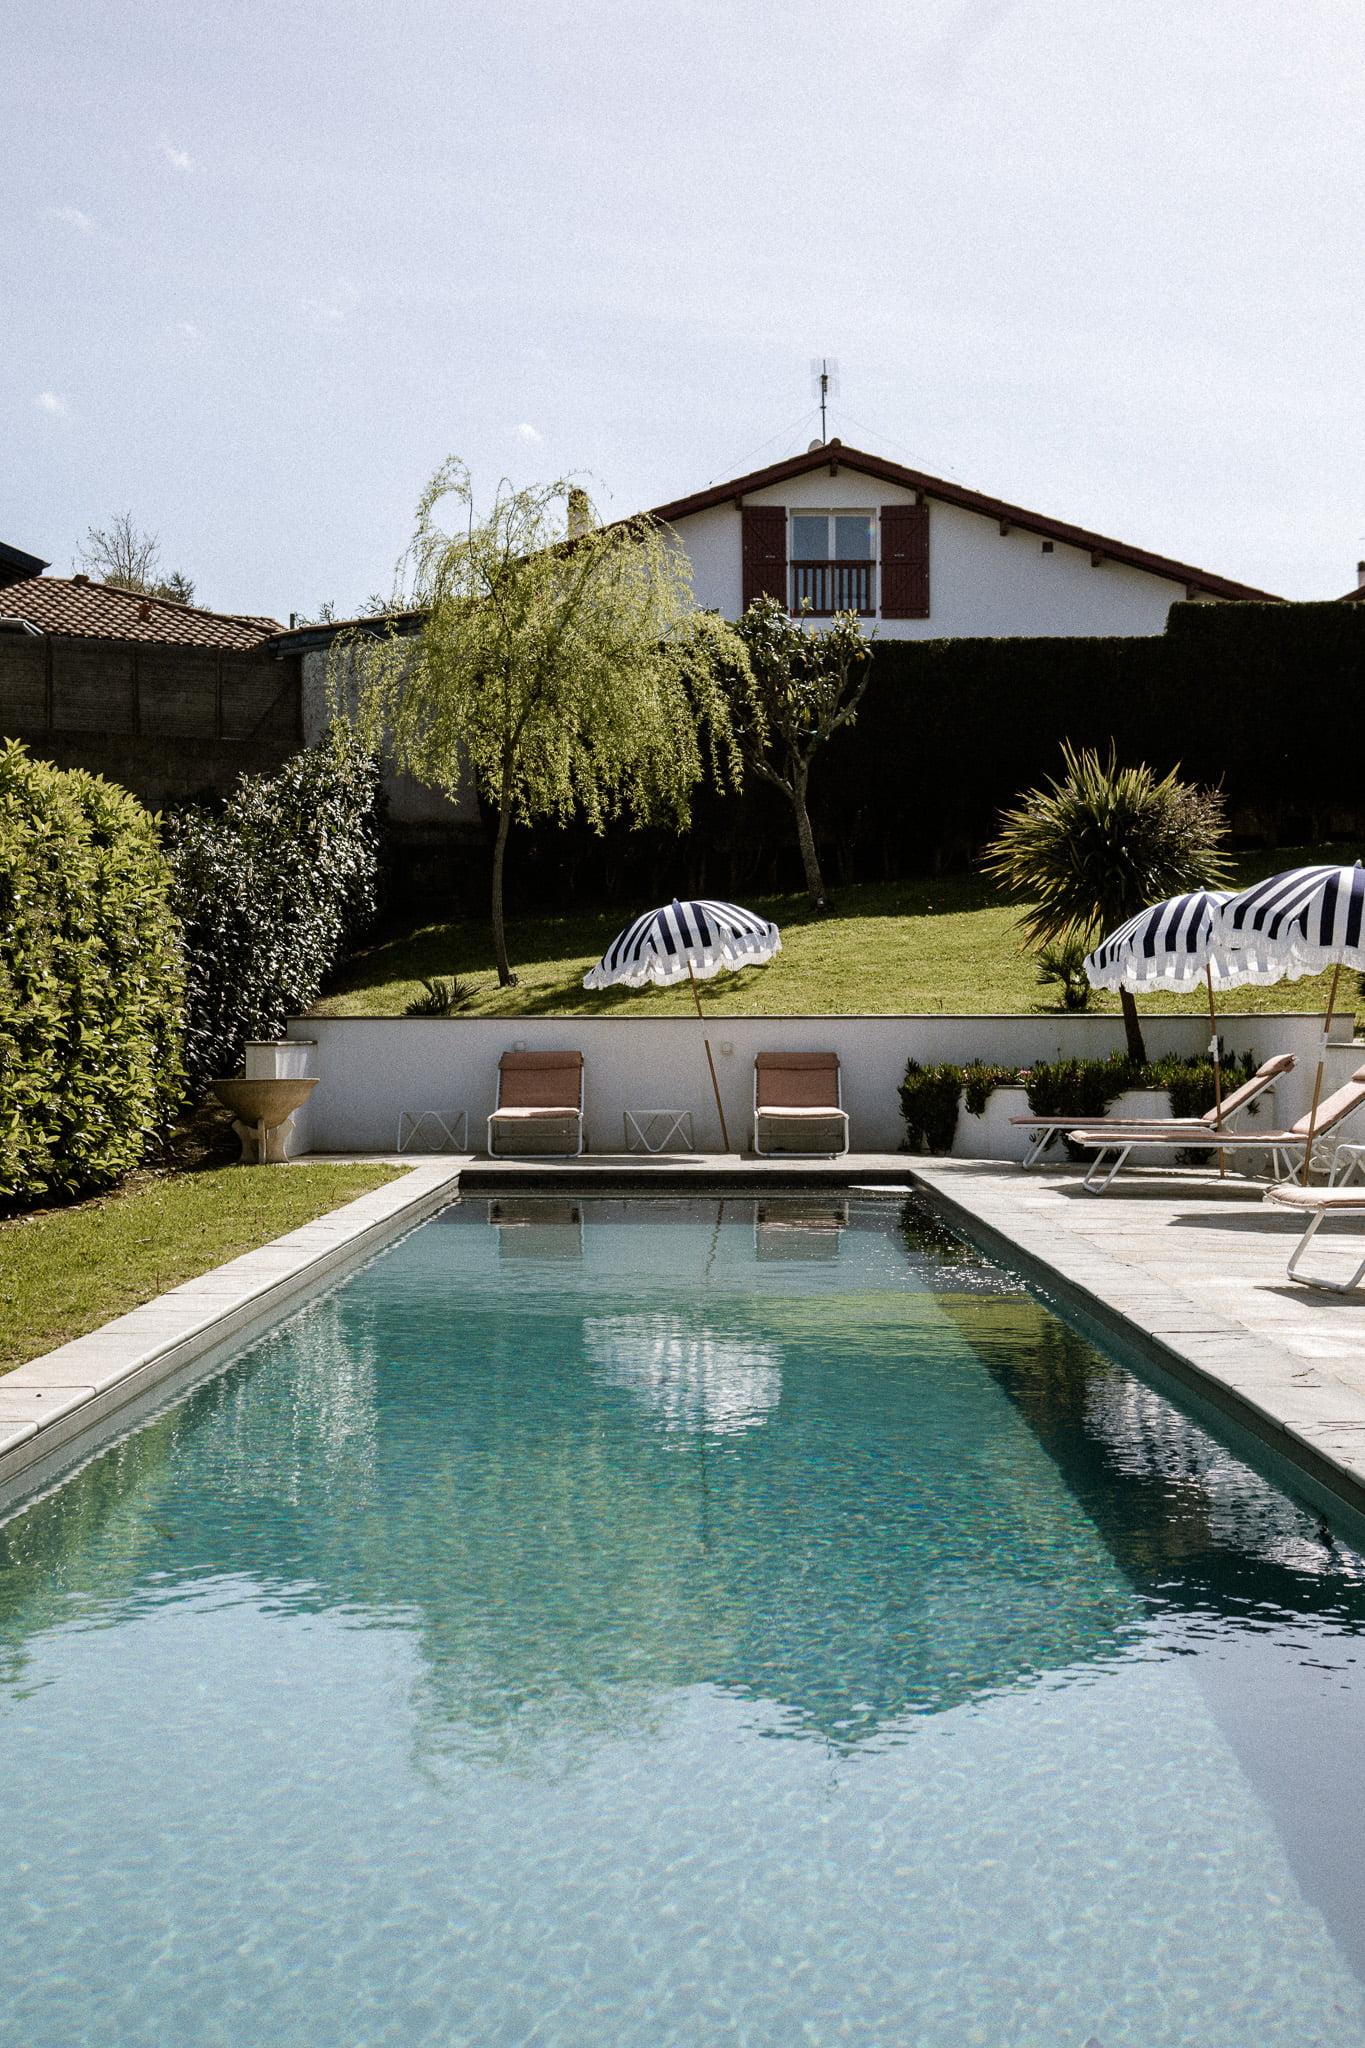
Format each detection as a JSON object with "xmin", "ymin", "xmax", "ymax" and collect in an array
[{"xmin": 4, "ymin": 1194, "xmax": 1365, "ymax": 2046}]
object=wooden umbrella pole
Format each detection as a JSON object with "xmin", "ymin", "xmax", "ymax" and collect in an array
[
  {"xmin": 1205, "ymin": 964, "xmax": 1225, "ymax": 1179},
  {"xmin": 688, "ymin": 961, "xmax": 731, "ymax": 1153},
  {"xmin": 1301, "ymin": 961, "xmax": 1342, "ymax": 1187}
]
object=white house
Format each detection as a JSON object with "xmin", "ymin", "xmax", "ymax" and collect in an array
[{"xmin": 642, "ymin": 439, "xmax": 1279, "ymax": 637}]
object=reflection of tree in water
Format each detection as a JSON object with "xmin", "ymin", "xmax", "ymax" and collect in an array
[
  {"xmin": 12, "ymin": 1202, "xmax": 1358, "ymax": 1778},
  {"xmin": 905, "ymin": 1197, "xmax": 1365, "ymax": 1624},
  {"xmin": 0, "ymin": 1272, "xmax": 1146, "ymax": 1763}
]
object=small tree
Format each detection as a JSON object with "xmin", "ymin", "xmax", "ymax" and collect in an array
[
  {"xmin": 732, "ymin": 594, "xmax": 872, "ymax": 909},
  {"xmin": 983, "ymin": 741, "xmax": 1229, "ymax": 1062},
  {"xmin": 342, "ymin": 460, "xmax": 742, "ymax": 985},
  {"xmin": 78, "ymin": 512, "xmax": 196, "ymax": 605}
]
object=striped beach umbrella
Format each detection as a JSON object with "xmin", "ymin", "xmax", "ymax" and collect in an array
[
  {"xmin": 1084, "ymin": 889, "xmax": 1258, "ymax": 1167},
  {"xmin": 584, "ymin": 898, "xmax": 781, "ymax": 1149},
  {"xmin": 1215, "ymin": 862, "xmax": 1365, "ymax": 1181}
]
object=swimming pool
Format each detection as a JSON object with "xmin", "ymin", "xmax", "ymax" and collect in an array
[{"xmin": 3, "ymin": 1193, "xmax": 1365, "ymax": 2046}]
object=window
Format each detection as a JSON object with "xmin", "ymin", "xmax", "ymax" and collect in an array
[{"xmin": 789, "ymin": 511, "xmax": 875, "ymax": 615}]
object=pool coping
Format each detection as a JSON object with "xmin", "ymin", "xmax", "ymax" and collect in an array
[
  {"xmin": 906, "ymin": 1159, "xmax": 1365, "ymax": 1524},
  {"xmin": 0, "ymin": 1162, "xmax": 462, "ymax": 1518}
]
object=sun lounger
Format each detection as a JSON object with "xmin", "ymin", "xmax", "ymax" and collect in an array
[
  {"xmin": 753, "ymin": 1052, "xmax": 849, "ymax": 1157},
  {"xmin": 487, "ymin": 1050, "xmax": 585, "ymax": 1158},
  {"xmin": 1068, "ymin": 1062, "xmax": 1365, "ymax": 1194},
  {"xmin": 1264, "ymin": 1183, "xmax": 1365, "ymax": 1293},
  {"xmin": 1011, "ymin": 1053, "xmax": 1295, "ymax": 1168}
]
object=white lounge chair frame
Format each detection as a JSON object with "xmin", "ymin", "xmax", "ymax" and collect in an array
[
  {"xmin": 487, "ymin": 1051, "xmax": 585, "ymax": 1158},
  {"xmin": 1265, "ymin": 1185, "xmax": 1365, "ymax": 1293},
  {"xmin": 1011, "ymin": 1053, "xmax": 1295, "ymax": 1170},
  {"xmin": 752, "ymin": 1052, "xmax": 849, "ymax": 1158},
  {"xmin": 1070, "ymin": 1063, "xmax": 1365, "ymax": 1195}
]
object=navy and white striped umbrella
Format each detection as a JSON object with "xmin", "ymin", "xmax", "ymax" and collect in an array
[
  {"xmin": 584, "ymin": 899, "xmax": 781, "ymax": 1152},
  {"xmin": 1214, "ymin": 862, "xmax": 1365, "ymax": 979},
  {"xmin": 1215, "ymin": 862, "xmax": 1365, "ymax": 1183},
  {"xmin": 1084, "ymin": 889, "xmax": 1250, "ymax": 993},
  {"xmin": 583, "ymin": 898, "xmax": 781, "ymax": 991}
]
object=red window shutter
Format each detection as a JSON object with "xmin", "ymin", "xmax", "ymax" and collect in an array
[
  {"xmin": 741, "ymin": 506, "xmax": 787, "ymax": 610},
  {"xmin": 879, "ymin": 502, "xmax": 929, "ymax": 618}
]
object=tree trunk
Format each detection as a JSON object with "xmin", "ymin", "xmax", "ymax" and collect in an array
[
  {"xmin": 1119, "ymin": 986, "xmax": 1146, "ymax": 1064},
  {"xmin": 491, "ymin": 801, "xmax": 517, "ymax": 986},
  {"xmin": 791, "ymin": 766, "xmax": 828, "ymax": 910}
]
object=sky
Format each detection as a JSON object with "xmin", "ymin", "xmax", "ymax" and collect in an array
[{"xmin": 6, "ymin": 0, "xmax": 1364, "ymax": 622}]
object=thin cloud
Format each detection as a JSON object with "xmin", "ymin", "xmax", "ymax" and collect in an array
[
  {"xmin": 301, "ymin": 280, "xmax": 360, "ymax": 329},
  {"xmin": 162, "ymin": 142, "xmax": 193, "ymax": 171},
  {"xmin": 35, "ymin": 391, "xmax": 67, "ymax": 416},
  {"xmin": 46, "ymin": 205, "xmax": 92, "ymax": 231},
  {"xmin": 515, "ymin": 422, "xmax": 544, "ymax": 445},
  {"xmin": 173, "ymin": 320, "xmax": 202, "ymax": 341}
]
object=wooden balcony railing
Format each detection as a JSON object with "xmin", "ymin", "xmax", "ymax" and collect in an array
[{"xmin": 789, "ymin": 560, "xmax": 875, "ymax": 616}]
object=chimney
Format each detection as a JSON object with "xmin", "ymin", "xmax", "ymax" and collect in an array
[
  {"xmin": 72, "ymin": 572, "xmax": 89, "ymax": 586},
  {"xmin": 567, "ymin": 487, "xmax": 592, "ymax": 540},
  {"xmin": 1357, "ymin": 560, "xmax": 1365, "ymax": 590},
  {"xmin": 138, "ymin": 598, "xmax": 151, "ymax": 621}
]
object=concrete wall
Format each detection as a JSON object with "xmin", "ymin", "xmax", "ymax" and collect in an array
[
  {"xmin": 672, "ymin": 468, "xmax": 1212, "ymax": 638},
  {"xmin": 279, "ymin": 1012, "xmax": 1358, "ymax": 1159},
  {"xmin": 0, "ymin": 634, "xmax": 301, "ymax": 804}
]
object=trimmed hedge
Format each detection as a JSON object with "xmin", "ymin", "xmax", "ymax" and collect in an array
[
  {"xmin": 165, "ymin": 728, "xmax": 383, "ymax": 1097},
  {"xmin": 477, "ymin": 603, "xmax": 1365, "ymax": 910},
  {"xmin": 0, "ymin": 742, "xmax": 183, "ymax": 1209},
  {"xmin": 900, "ymin": 1051, "xmax": 1256, "ymax": 1154}
]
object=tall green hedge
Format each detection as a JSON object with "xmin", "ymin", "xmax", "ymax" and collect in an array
[
  {"xmin": 476, "ymin": 602, "xmax": 1365, "ymax": 909},
  {"xmin": 0, "ymin": 742, "xmax": 183, "ymax": 1209},
  {"xmin": 165, "ymin": 728, "xmax": 383, "ymax": 1097}
]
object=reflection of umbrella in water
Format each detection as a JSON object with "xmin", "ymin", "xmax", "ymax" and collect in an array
[
  {"xmin": 583, "ymin": 898, "xmax": 781, "ymax": 1151},
  {"xmin": 583, "ymin": 1314, "xmax": 782, "ymax": 1437}
]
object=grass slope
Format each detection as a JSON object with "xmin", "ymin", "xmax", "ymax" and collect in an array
[
  {"xmin": 0, "ymin": 1163, "xmax": 400, "ymax": 1374},
  {"xmin": 315, "ymin": 849, "xmax": 1363, "ymax": 1024}
]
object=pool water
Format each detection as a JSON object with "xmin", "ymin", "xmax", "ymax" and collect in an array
[{"xmin": 4, "ymin": 1195, "xmax": 1365, "ymax": 2046}]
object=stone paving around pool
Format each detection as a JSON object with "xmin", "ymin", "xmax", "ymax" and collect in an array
[{"xmin": 910, "ymin": 1159, "xmax": 1365, "ymax": 1519}]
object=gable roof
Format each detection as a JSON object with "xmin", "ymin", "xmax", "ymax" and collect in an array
[
  {"xmin": 1338, "ymin": 582, "xmax": 1365, "ymax": 603},
  {"xmin": 644, "ymin": 440, "xmax": 1281, "ymax": 603},
  {"xmin": 0, "ymin": 575, "xmax": 281, "ymax": 649}
]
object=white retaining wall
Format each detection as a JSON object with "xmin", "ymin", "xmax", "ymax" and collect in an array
[{"xmin": 278, "ymin": 1013, "xmax": 1360, "ymax": 1159}]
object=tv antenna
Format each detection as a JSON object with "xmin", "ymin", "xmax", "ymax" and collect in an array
[{"xmin": 810, "ymin": 356, "xmax": 840, "ymax": 442}]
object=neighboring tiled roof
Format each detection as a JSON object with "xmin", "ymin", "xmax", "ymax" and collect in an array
[
  {"xmin": 643, "ymin": 440, "xmax": 1283, "ymax": 603},
  {"xmin": 266, "ymin": 608, "xmax": 424, "ymax": 653},
  {"xmin": 0, "ymin": 576, "xmax": 282, "ymax": 648},
  {"xmin": 1338, "ymin": 582, "xmax": 1365, "ymax": 603}
]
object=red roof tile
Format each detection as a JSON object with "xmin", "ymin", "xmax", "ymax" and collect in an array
[{"xmin": 0, "ymin": 576, "xmax": 281, "ymax": 648}]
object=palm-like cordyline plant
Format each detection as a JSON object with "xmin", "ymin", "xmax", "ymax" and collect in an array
[{"xmin": 983, "ymin": 742, "xmax": 1230, "ymax": 1061}]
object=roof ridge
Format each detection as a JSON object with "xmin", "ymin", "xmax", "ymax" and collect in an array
[{"xmin": 638, "ymin": 439, "xmax": 1283, "ymax": 604}]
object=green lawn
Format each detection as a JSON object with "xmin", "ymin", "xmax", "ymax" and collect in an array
[
  {"xmin": 0, "ymin": 1163, "xmax": 400, "ymax": 1374},
  {"xmin": 315, "ymin": 848, "xmax": 1364, "ymax": 1025}
]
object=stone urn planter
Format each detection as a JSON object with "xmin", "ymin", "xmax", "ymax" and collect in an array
[{"xmin": 210, "ymin": 1077, "xmax": 319, "ymax": 1163}]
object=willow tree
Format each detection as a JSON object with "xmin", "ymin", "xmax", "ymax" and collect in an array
[{"xmin": 341, "ymin": 461, "xmax": 743, "ymax": 984}]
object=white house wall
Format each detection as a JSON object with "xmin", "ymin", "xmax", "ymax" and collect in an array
[{"xmin": 671, "ymin": 467, "xmax": 1204, "ymax": 638}]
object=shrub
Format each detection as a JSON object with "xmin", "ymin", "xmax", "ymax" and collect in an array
[
  {"xmin": 0, "ymin": 742, "xmax": 183, "ymax": 1208},
  {"xmin": 166, "ymin": 728, "xmax": 383, "ymax": 1097},
  {"xmin": 404, "ymin": 975, "xmax": 473, "ymax": 1017},
  {"xmin": 1034, "ymin": 937, "xmax": 1095, "ymax": 1011},
  {"xmin": 898, "ymin": 1050, "xmax": 1253, "ymax": 1155},
  {"xmin": 899, "ymin": 1059, "xmax": 1018, "ymax": 1153}
]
